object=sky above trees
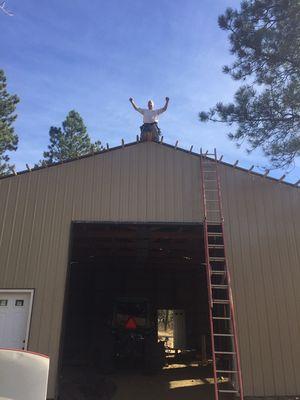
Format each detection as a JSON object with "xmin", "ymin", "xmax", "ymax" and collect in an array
[{"xmin": 1, "ymin": 0, "xmax": 299, "ymax": 182}]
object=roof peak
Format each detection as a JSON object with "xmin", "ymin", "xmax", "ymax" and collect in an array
[{"xmin": 1, "ymin": 139, "xmax": 299, "ymax": 188}]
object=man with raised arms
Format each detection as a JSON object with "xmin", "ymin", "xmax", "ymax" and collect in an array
[{"xmin": 129, "ymin": 97, "xmax": 169, "ymax": 141}]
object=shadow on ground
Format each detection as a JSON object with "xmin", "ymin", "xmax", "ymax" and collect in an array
[
  {"xmin": 112, "ymin": 362, "xmax": 214, "ymax": 400},
  {"xmin": 60, "ymin": 359, "xmax": 235, "ymax": 400}
]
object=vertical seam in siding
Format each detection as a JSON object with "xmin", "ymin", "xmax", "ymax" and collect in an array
[
  {"xmin": 0, "ymin": 179, "xmax": 11, "ymax": 248},
  {"xmin": 24, "ymin": 173, "xmax": 41, "ymax": 288},
  {"xmin": 3, "ymin": 178, "xmax": 21, "ymax": 285},
  {"xmin": 13, "ymin": 174, "xmax": 32, "ymax": 285}
]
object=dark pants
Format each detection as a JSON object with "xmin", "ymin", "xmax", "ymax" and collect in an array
[{"xmin": 140, "ymin": 123, "xmax": 161, "ymax": 142}]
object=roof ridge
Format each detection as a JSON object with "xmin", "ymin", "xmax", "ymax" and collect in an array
[{"xmin": 0, "ymin": 139, "xmax": 299, "ymax": 189}]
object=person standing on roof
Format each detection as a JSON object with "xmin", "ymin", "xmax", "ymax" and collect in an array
[{"xmin": 129, "ymin": 97, "xmax": 169, "ymax": 142}]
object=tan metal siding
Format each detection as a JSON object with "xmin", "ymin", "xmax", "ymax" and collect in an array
[
  {"xmin": 0, "ymin": 142, "xmax": 203, "ymax": 398},
  {"xmin": 220, "ymin": 165, "xmax": 300, "ymax": 396},
  {"xmin": 0, "ymin": 141, "xmax": 299, "ymax": 397}
]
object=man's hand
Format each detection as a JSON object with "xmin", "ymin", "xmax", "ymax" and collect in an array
[
  {"xmin": 160, "ymin": 96, "xmax": 169, "ymax": 112},
  {"xmin": 129, "ymin": 97, "xmax": 141, "ymax": 112}
]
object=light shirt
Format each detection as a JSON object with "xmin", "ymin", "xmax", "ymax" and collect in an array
[{"xmin": 138, "ymin": 108, "xmax": 165, "ymax": 123}]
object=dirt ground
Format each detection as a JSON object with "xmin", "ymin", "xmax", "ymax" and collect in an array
[
  {"xmin": 60, "ymin": 357, "xmax": 235, "ymax": 400},
  {"xmin": 112, "ymin": 362, "xmax": 215, "ymax": 400}
]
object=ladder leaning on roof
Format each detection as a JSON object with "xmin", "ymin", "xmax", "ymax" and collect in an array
[{"xmin": 200, "ymin": 148, "xmax": 244, "ymax": 400}]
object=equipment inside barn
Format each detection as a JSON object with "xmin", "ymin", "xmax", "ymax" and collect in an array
[
  {"xmin": 59, "ymin": 223, "xmax": 213, "ymax": 398},
  {"xmin": 59, "ymin": 220, "xmax": 241, "ymax": 399}
]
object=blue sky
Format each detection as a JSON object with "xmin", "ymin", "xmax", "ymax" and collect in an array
[{"xmin": 1, "ymin": 0, "xmax": 299, "ymax": 182}]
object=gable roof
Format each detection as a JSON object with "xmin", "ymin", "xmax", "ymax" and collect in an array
[{"xmin": 1, "ymin": 140, "xmax": 299, "ymax": 189}]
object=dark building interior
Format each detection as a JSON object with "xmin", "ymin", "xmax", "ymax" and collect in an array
[{"xmin": 59, "ymin": 222, "xmax": 213, "ymax": 399}]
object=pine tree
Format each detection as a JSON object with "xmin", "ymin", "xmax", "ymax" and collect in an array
[
  {"xmin": 200, "ymin": 0, "xmax": 300, "ymax": 167},
  {"xmin": 42, "ymin": 110, "xmax": 101, "ymax": 164},
  {"xmin": 0, "ymin": 69, "xmax": 19, "ymax": 175}
]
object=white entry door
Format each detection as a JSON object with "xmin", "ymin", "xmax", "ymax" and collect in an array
[{"xmin": 0, "ymin": 291, "xmax": 33, "ymax": 350}]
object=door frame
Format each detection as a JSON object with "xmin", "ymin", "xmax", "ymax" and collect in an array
[{"xmin": 0, "ymin": 289, "xmax": 34, "ymax": 350}]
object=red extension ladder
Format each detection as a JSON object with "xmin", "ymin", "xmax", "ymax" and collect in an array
[{"xmin": 200, "ymin": 148, "xmax": 244, "ymax": 400}]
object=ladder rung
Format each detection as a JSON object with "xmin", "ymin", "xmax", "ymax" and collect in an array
[
  {"xmin": 207, "ymin": 221, "xmax": 221, "ymax": 226},
  {"xmin": 208, "ymin": 232, "xmax": 223, "ymax": 236},
  {"xmin": 216, "ymin": 370, "xmax": 238, "ymax": 374},
  {"xmin": 203, "ymin": 170, "xmax": 217, "ymax": 173},
  {"xmin": 214, "ymin": 333, "xmax": 234, "ymax": 337},
  {"xmin": 206, "ymin": 200, "xmax": 219, "ymax": 202},
  {"xmin": 215, "ymin": 351, "xmax": 236, "ymax": 355},
  {"xmin": 207, "ymin": 210, "xmax": 221, "ymax": 212},
  {"xmin": 210, "ymin": 257, "xmax": 225, "ymax": 261},
  {"xmin": 205, "ymin": 189, "xmax": 218, "ymax": 191},
  {"xmin": 211, "ymin": 271, "xmax": 226, "ymax": 275},
  {"xmin": 204, "ymin": 180, "xmax": 217, "ymax": 182},
  {"xmin": 211, "ymin": 284, "xmax": 228, "ymax": 289},
  {"xmin": 213, "ymin": 317, "xmax": 231, "ymax": 320},
  {"xmin": 208, "ymin": 245, "xmax": 224, "ymax": 249},
  {"xmin": 218, "ymin": 390, "xmax": 239, "ymax": 393},
  {"xmin": 213, "ymin": 300, "xmax": 230, "ymax": 304}
]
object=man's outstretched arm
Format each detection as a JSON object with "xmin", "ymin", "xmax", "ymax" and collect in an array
[
  {"xmin": 158, "ymin": 97, "xmax": 170, "ymax": 114},
  {"xmin": 129, "ymin": 98, "xmax": 142, "ymax": 113}
]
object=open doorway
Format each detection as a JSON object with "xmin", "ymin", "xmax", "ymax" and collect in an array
[
  {"xmin": 158, "ymin": 309, "xmax": 196, "ymax": 354},
  {"xmin": 58, "ymin": 222, "xmax": 217, "ymax": 399}
]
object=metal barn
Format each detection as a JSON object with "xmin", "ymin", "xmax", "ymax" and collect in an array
[{"xmin": 0, "ymin": 140, "xmax": 299, "ymax": 399}]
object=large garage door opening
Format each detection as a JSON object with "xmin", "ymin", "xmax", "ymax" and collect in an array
[{"xmin": 59, "ymin": 222, "xmax": 217, "ymax": 399}]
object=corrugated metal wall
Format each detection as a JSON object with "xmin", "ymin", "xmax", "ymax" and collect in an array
[
  {"xmin": 220, "ymin": 164, "xmax": 300, "ymax": 396},
  {"xmin": 0, "ymin": 141, "xmax": 299, "ymax": 398}
]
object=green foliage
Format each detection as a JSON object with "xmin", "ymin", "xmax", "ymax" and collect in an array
[
  {"xmin": 0, "ymin": 69, "xmax": 19, "ymax": 175},
  {"xmin": 200, "ymin": 0, "xmax": 300, "ymax": 167},
  {"xmin": 41, "ymin": 110, "xmax": 101, "ymax": 164}
]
